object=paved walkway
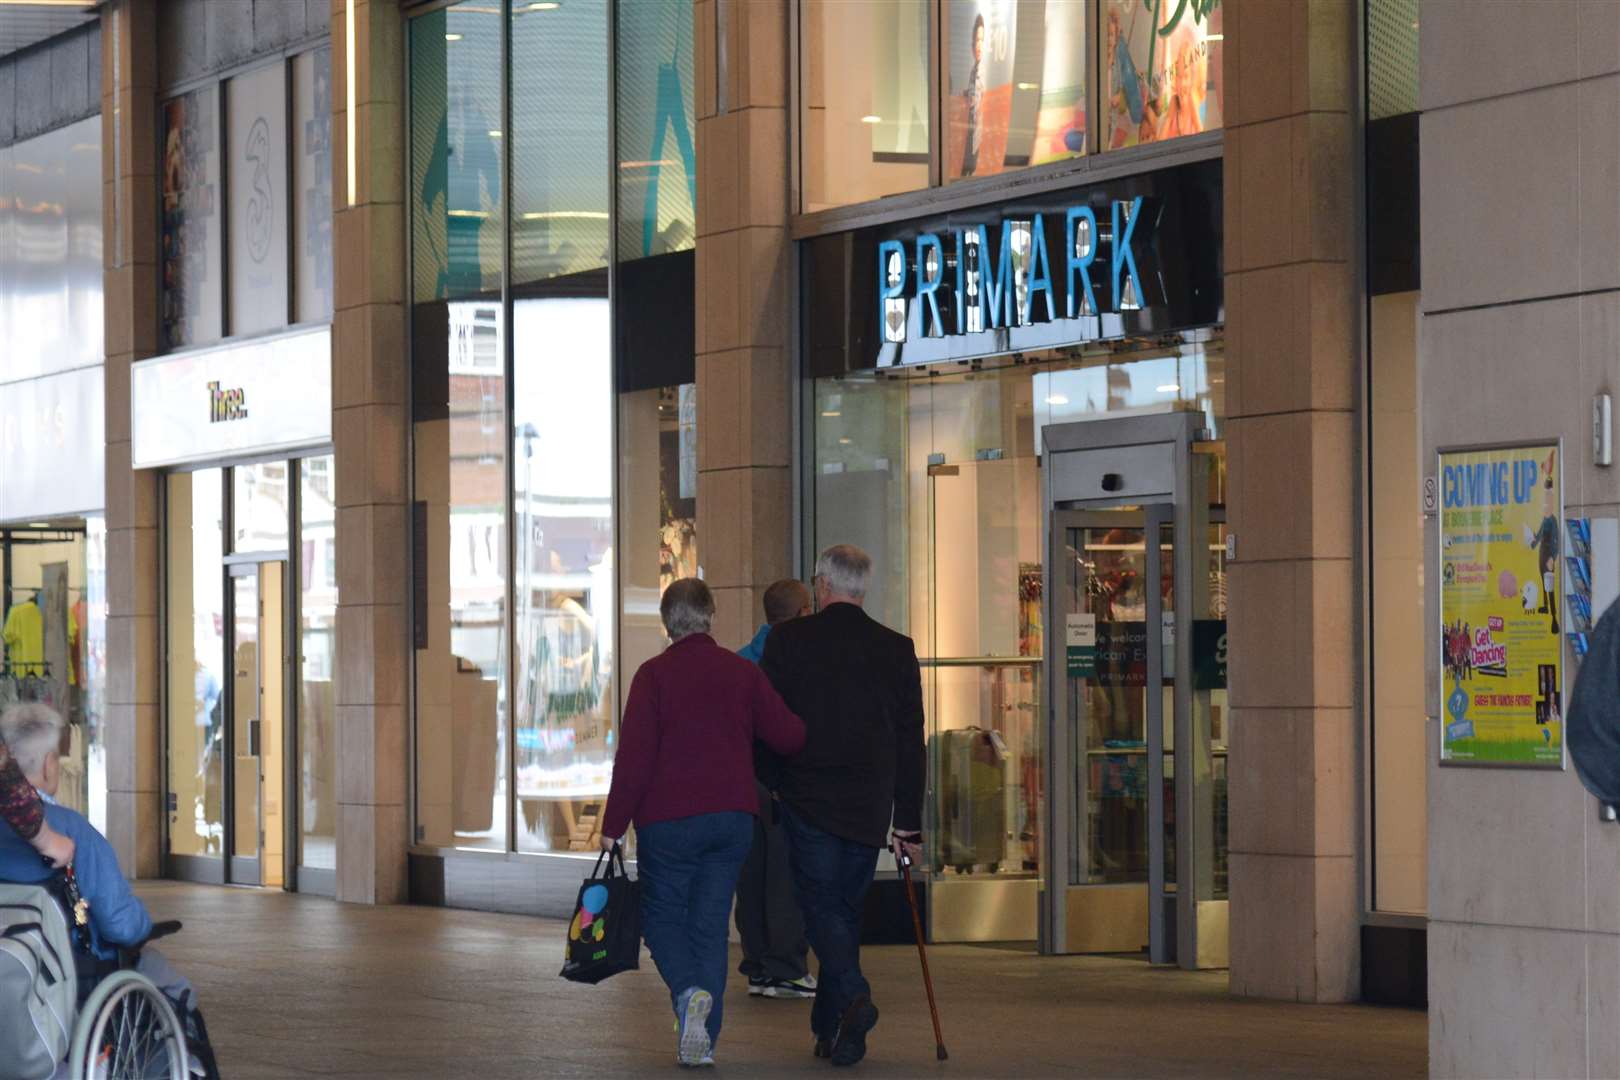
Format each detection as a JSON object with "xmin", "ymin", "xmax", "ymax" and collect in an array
[{"xmin": 135, "ymin": 882, "xmax": 1426, "ymax": 1078}]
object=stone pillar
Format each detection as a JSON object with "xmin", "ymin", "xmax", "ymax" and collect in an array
[
  {"xmin": 693, "ymin": 0, "xmax": 794, "ymax": 646},
  {"xmin": 331, "ymin": 0, "xmax": 410, "ymax": 904},
  {"xmin": 1224, "ymin": 0, "xmax": 1360, "ymax": 1001},
  {"xmin": 100, "ymin": 0, "xmax": 163, "ymax": 879}
]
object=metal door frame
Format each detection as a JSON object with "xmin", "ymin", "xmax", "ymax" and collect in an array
[
  {"xmin": 1040, "ymin": 412, "xmax": 1204, "ymax": 966},
  {"xmin": 224, "ymin": 556, "xmax": 293, "ymax": 889}
]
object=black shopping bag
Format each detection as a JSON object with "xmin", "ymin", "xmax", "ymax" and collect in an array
[{"xmin": 559, "ymin": 842, "xmax": 641, "ymax": 984}]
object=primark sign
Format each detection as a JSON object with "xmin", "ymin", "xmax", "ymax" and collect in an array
[
  {"xmin": 878, "ymin": 198, "xmax": 1152, "ymax": 344},
  {"xmin": 803, "ymin": 158, "xmax": 1223, "ymax": 374}
]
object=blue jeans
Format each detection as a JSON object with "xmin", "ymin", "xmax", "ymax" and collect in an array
[
  {"xmin": 635, "ymin": 811, "xmax": 754, "ymax": 1046},
  {"xmin": 778, "ymin": 802, "xmax": 881, "ymax": 1041}
]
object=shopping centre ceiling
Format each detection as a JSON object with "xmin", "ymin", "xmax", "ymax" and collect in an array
[{"xmin": 0, "ymin": 1, "xmax": 96, "ymax": 60}]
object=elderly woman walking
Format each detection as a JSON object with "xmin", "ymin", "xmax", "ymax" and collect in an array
[{"xmin": 600, "ymin": 578, "xmax": 805, "ymax": 1068}]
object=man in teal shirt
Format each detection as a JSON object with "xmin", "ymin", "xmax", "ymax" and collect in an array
[{"xmin": 735, "ymin": 579, "xmax": 815, "ymax": 997}]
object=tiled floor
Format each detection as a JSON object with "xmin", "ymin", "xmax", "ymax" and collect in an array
[{"xmin": 135, "ymin": 882, "xmax": 1426, "ymax": 1079}]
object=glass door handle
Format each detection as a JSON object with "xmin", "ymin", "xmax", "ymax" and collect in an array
[{"xmin": 248, "ymin": 719, "xmax": 262, "ymax": 757}]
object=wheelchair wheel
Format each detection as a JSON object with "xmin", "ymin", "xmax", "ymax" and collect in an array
[{"xmin": 69, "ymin": 969, "xmax": 190, "ymax": 1080}]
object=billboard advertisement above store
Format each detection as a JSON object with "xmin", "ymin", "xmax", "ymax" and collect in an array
[{"xmin": 130, "ymin": 325, "xmax": 331, "ymax": 469}]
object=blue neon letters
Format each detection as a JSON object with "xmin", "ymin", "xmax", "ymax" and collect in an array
[{"xmin": 878, "ymin": 197, "xmax": 1148, "ymax": 342}]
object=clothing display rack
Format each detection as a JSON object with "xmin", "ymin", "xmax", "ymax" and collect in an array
[{"xmin": 0, "ymin": 661, "xmax": 55, "ymax": 708}]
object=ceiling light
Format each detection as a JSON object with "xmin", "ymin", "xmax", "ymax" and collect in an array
[
  {"xmin": 28, "ymin": 522, "xmax": 50, "ymax": 528},
  {"xmin": 838, "ymin": 438, "xmax": 852, "ymax": 445},
  {"xmin": 1045, "ymin": 394, "xmax": 1069, "ymax": 406},
  {"xmin": 1016, "ymin": 82, "xmax": 1038, "ymax": 91},
  {"xmin": 1156, "ymin": 384, "xmax": 1181, "ymax": 394},
  {"xmin": 488, "ymin": 130, "xmax": 503, "ymax": 138},
  {"xmin": 445, "ymin": 33, "xmax": 463, "ymax": 41},
  {"xmin": 1203, "ymin": 34, "xmax": 1224, "ymax": 41},
  {"xmin": 520, "ymin": 210, "xmax": 610, "ymax": 221},
  {"xmin": 860, "ymin": 115, "xmax": 882, "ymax": 124},
  {"xmin": 821, "ymin": 410, "xmax": 842, "ymax": 418},
  {"xmin": 530, "ymin": 1, "xmax": 560, "ymax": 8}
]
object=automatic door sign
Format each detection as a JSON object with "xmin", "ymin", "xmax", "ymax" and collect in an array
[
  {"xmin": 1438, "ymin": 443, "xmax": 1564, "ymax": 767},
  {"xmin": 1066, "ymin": 613, "xmax": 1097, "ymax": 677}
]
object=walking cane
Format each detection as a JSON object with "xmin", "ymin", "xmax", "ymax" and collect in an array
[{"xmin": 896, "ymin": 843, "xmax": 948, "ymax": 1061}]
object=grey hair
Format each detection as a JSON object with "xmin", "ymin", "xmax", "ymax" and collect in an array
[
  {"xmin": 661, "ymin": 577, "xmax": 716, "ymax": 641},
  {"xmin": 815, "ymin": 543, "xmax": 872, "ymax": 600},
  {"xmin": 0, "ymin": 703, "xmax": 64, "ymax": 780}
]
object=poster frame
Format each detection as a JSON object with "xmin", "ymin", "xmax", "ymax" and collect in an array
[{"xmin": 1435, "ymin": 437, "xmax": 1567, "ymax": 771}]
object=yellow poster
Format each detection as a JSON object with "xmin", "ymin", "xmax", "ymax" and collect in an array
[{"xmin": 1438, "ymin": 444, "xmax": 1564, "ymax": 767}]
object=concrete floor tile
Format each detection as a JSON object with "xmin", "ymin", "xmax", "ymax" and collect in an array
[{"xmin": 135, "ymin": 883, "xmax": 1425, "ymax": 1079}]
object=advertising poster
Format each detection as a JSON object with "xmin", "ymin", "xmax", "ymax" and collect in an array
[
  {"xmin": 947, "ymin": 0, "xmax": 1017, "ymax": 180},
  {"xmin": 1438, "ymin": 444, "xmax": 1565, "ymax": 768},
  {"xmin": 1105, "ymin": 0, "xmax": 1224, "ymax": 151},
  {"xmin": 1030, "ymin": 0, "xmax": 1088, "ymax": 165},
  {"xmin": 160, "ymin": 87, "xmax": 221, "ymax": 349}
]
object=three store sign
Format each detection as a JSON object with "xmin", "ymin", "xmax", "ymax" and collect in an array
[{"xmin": 877, "ymin": 197, "xmax": 1154, "ymax": 344}]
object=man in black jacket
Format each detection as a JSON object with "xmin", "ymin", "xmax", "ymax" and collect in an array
[{"xmin": 761, "ymin": 544, "xmax": 926, "ymax": 1067}]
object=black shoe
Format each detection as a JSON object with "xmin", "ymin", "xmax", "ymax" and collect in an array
[
  {"xmin": 830, "ymin": 995, "xmax": 879, "ymax": 1067},
  {"xmin": 814, "ymin": 1038, "xmax": 831, "ymax": 1059}
]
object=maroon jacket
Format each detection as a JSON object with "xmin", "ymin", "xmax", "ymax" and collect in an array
[{"xmin": 601, "ymin": 633, "xmax": 805, "ymax": 839}]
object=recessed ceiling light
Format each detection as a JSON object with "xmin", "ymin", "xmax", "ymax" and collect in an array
[
  {"xmin": 28, "ymin": 522, "xmax": 50, "ymax": 528},
  {"xmin": 445, "ymin": 33, "xmax": 463, "ymax": 42},
  {"xmin": 1045, "ymin": 394, "xmax": 1069, "ymax": 406},
  {"xmin": 530, "ymin": 1, "xmax": 560, "ymax": 8},
  {"xmin": 860, "ymin": 115, "xmax": 882, "ymax": 124},
  {"xmin": 1156, "ymin": 384, "xmax": 1181, "ymax": 394},
  {"xmin": 1016, "ymin": 82, "xmax": 1038, "ymax": 91},
  {"xmin": 838, "ymin": 438, "xmax": 852, "ymax": 445},
  {"xmin": 821, "ymin": 410, "xmax": 842, "ymax": 418},
  {"xmin": 488, "ymin": 130, "xmax": 503, "ymax": 138}
]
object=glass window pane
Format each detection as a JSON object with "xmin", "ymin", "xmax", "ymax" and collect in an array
[
  {"xmin": 299, "ymin": 456, "xmax": 337, "ymax": 871},
  {"xmin": 616, "ymin": 1, "xmax": 694, "ymax": 260},
  {"xmin": 226, "ymin": 62, "xmax": 290, "ymax": 337},
  {"xmin": 162, "ymin": 86, "xmax": 224, "ymax": 349},
  {"xmin": 1102, "ymin": 0, "xmax": 1223, "ymax": 151},
  {"xmin": 508, "ymin": 0, "xmax": 617, "ymax": 855},
  {"xmin": 165, "ymin": 470, "xmax": 226, "ymax": 860},
  {"xmin": 410, "ymin": 3, "xmax": 509, "ymax": 852},
  {"xmin": 85, "ymin": 515, "xmax": 108, "ymax": 835},
  {"xmin": 232, "ymin": 460, "xmax": 291, "ymax": 554},
  {"xmin": 0, "ymin": 122, "xmax": 102, "ymax": 382},
  {"xmin": 801, "ymin": 0, "xmax": 930, "ymax": 213},
  {"xmin": 945, "ymin": 0, "xmax": 1088, "ymax": 183},
  {"xmin": 410, "ymin": 5, "xmax": 505, "ymax": 304},
  {"xmin": 294, "ymin": 48, "xmax": 335, "ymax": 324}
]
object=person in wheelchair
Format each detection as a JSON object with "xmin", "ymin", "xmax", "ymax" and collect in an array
[{"xmin": 0, "ymin": 704, "xmax": 217, "ymax": 1077}]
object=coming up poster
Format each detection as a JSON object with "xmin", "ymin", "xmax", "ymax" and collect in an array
[{"xmin": 1438, "ymin": 444, "xmax": 1564, "ymax": 768}]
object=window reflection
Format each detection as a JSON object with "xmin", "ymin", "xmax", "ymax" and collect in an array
[
  {"xmin": 945, "ymin": 0, "xmax": 1088, "ymax": 183},
  {"xmin": 165, "ymin": 470, "xmax": 226, "ymax": 860},
  {"xmin": 298, "ymin": 456, "xmax": 337, "ymax": 872},
  {"xmin": 801, "ymin": 0, "xmax": 930, "ymax": 212},
  {"xmin": 410, "ymin": 4, "xmax": 509, "ymax": 852}
]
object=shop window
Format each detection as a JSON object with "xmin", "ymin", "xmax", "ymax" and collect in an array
[
  {"xmin": 944, "ymin": 0, "xmax": 1088, "ymax": 184},
  {"xmin": 165, "ymin": 470, "xmax": 227, "ymax": 861},
  {"xmin": 410, "ymin": 4, "xmax": 509, "ymax": 852},
  {"xmin": 617, "ymin": 1, "xmax": 696, "ymax": 261},
  {"xmin": 160, "ymin": 87, "xmax": 224, "ymax": 350},
  {"xmin": 1101, "ymin": 0, "xmax": 1223, "ymax": 151},
  {"xmin": 801, "ymin": 0, "xmax": 931, "ymax": 213},
  {"xmin": 298, "ymin": 456, "xmax": 337, "ymax": 872},
  {"xmin": 294, "ymin": 48, "xmax": 335, "ymax": 324}
]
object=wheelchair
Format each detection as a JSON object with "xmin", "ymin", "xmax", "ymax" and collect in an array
[{"xmin": 20, "ymin": 869, "xmax": 208, "ymax": 1080}]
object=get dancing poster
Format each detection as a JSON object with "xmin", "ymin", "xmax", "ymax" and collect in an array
[{"xmin": 1438, "ymin": 443, "xmax": 1564, "ymax": 768}]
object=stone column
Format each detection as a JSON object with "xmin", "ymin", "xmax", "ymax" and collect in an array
[
  {"xmin": 331, "ymin": 0, "xmax": 410, "ymax": 904},
  {"xmin": 693, "ymin": 0, "xmax": 794, "ymax": 646},
  {"xmin": 100, "ymin": 0, "xmax": 163, "ymax": 878},
  {"xmin": 1224, "ymin": 0, "xmax": 1361, "ymax": 1001}
]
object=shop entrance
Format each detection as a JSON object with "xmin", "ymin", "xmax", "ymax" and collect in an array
[
  {"xmin": 1041, "ymin": 414, "xmax": 1228, "ymax": 968},
  {"xmin": 226, "ymin": 560, "xmax": 288, "ymax": 887}
]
